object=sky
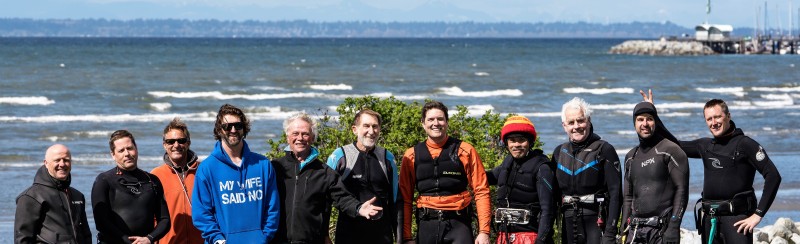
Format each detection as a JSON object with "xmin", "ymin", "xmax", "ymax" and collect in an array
[{"xmin": 1, "ymin": 0, "xmax": 796, "ymax": 28}]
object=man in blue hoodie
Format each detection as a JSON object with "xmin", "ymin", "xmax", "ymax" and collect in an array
[{"xmin": 192, "ymin": 104, "xmax": 280, "ymax": 244}]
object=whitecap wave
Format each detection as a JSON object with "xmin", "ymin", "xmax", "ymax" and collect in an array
[
  {"xmin": 760, "ymin": 93, "xmax": 793, "ymax": 100},
  {"xmin": 253, "ymin": 86, "xmax": 286, "ymax": 91},
  {"xmin": 0, "ymin": 109, "xmax": 302, "ymax": 123},
  {"xmin": 149, "ymin": 103, "xmax": 172, "ymax": 111},
  {"xmin": 0, "ymin": 96, "xmax": 55, "ymax": 105},
  {"xmin": 466, "ymin": 105, "xmax": 495, "ymax": 116},
  {"xmin": 563, "ymin": 87, "xmax": 634, "ymax": 94},
  {"xmin": 696, "ymin": 87, "xmax": 746, "ymax": 97},
  {"xmin": 438, "ymin": 86, "xmax": 522, "ymax": 97},
  {"xmin": 148, "ymin": 91, "xmax": 326, "ymax": 100},
  {"xmin": 591, "ymin": 102, "xmax": 705, "ymax": 110},
  {"xmin": 308, "ymin": 84, "xmax": 353, "ymax": 91},
  {"xmin": 72, "ymin": 131, "xmax": 113, "ymax": 138},
  {"xmin": 752, "ymin": 87, "xmax": 800, "ymax": 92},
  {"xmin": 517, "ymin": 112, "xmax": 562, "ymax": 118},
  {"xmin": 474, "ymin": 72, "xmax": 490, "ymax": 77}
]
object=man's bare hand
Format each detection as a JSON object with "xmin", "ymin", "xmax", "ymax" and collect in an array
[
  {"xmin": 358, "ymin": 197, "xmax": 384, "ymax": 219},
  {"xmin": 640, "ymin": 89, "xmax": 654, "ymax": 104},
  {"xmin": 733, "ymin": 214, "xmax": 762, "ymax": 234}
]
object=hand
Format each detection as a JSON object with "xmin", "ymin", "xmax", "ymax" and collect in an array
[
  {"xmin": 128, "ymin": 236, "xmax": 152, "ymax": 244},
  {"xmin": 640, "ymin": 89, "xmax": 654, "ymax": 104},
  {"xmin": 474, "ymin": 233, "xmax": 489, "ymax": 244},
  {"xmin": 662, "ymin": 220, "xmax": 680, "ymax": 244},
  {"xmin": 733, "ymin": 214, "xmax": 762, "ymax": 234},
  {"xmin": 358, "ymin": 197, "xmax": 384, "ymax": 219}
]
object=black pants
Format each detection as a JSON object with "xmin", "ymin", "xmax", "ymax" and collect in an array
[
  {"xmin": 417, "ymin": 215, "xmax": 473, "ymax": 244},
  {"xmin": 561, "ymin": 208, "xmax": 602, "ymax": 244},
  {"xmin": 335, "ymin": 213, "xmax": 394, "ymax": 244},
  {"xmin": 701, "ymin": 214, "xmax": 752, "ymax": 244}
]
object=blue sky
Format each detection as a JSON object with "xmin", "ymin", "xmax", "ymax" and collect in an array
[{"xmin": 1, "ymin": 0, "xmax": 795, "ymax": 28}]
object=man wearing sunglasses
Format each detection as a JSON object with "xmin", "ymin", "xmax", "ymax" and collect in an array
[
  {"xmin": 151, "ymin": 118, "xmax": 203, "ymax": 243},
  {"xmin": 192, "ymin": 104, "xmax": 281, "ymax": 244}
]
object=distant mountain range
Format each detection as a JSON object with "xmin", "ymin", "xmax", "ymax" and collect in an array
[{"xmin": 0, "ymin": 18, "xmax": 768, "ymax": 38}]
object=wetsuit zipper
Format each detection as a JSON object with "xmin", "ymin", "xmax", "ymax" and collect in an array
[{"xmin": 289, "ymin": 163, "xmax": 299, "ymax": 241}]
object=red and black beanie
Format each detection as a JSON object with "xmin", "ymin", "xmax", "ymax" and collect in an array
[{"xmin": 501, "ymin": 115, "xmax": 537, "ymax": 143}]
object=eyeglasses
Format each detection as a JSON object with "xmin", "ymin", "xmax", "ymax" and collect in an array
[
  {"xmin": 222, "ymin": 122, "xmax": 245, "ymax": 131},
  {"xmin": 164, "ymin": 138, "xmax": 189, "ymax": 145}
]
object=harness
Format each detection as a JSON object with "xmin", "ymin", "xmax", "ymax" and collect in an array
[
  {"xmin": 693, "ymin": 190, "xmax": 757, "ymax": 243},
  {"xmin": 494, "ymin": 155, "xmax": 547, "ymax": 243},
  {"xmin": 337, "ymin": 144, "xmax": 392, "ymax": 219}
]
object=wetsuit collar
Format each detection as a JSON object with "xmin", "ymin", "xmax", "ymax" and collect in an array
[
  {"xmin": 35, "ymin": 165, "xmax": 71, "ymax": 190},
  {"xmin": 426, "ymin": 135, "xmax": 450, "ymax": 149},
  {"xmin": 569, "ymin": 126, "xmax": 600, "ymax": 152},
  {"xmin": 283, "ymin": 145, "xmax": 320, "ymax": 170}
]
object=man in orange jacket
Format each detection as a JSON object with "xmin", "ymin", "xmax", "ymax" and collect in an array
[
  {"xmin": 151, "ymin": 118, "xmax": 204, "ymax": 244},
  {"xmin": 399, "ymin": 101, "xmax": 491, "ymax": 244}
]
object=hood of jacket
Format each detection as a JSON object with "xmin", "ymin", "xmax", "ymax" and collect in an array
[
  {"xmin": 162, "ymin": 149, "xmax": 199, "ymax": 171},
  {"xmin": 34, "ymin": 165, "xmax": 71, "ymax": 190},
  {"xmin": 209, "ymin": 140, "xmax": 253, "ymax": 168},
  {"xmin": 632, "ymin": 102, "xmax": 679, "ymax": 149}
]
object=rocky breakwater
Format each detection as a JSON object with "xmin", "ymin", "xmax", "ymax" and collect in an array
[
  {"xmin": 609, "ymin": 40, "xmax": 715, "ymax": 56},
  {"xmin": 675, "ymin": 217, "xmax": 800, "ymax": 243}
]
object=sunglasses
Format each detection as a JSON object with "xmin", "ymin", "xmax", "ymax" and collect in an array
[
  {"xmin": 222, "ymin": 122, "xmax": 245, "ymax": 131},
  {"xmin": 164, "ymin": 138, "xmax": 189, "ymax": 145}
]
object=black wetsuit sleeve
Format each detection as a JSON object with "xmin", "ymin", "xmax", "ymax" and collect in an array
[
  {"xmin": 149, "ymin": 176, "xmax": 170, "ymax": 241},
  {"xmin": 679, "ymin": 139, "xmax": 703, "ymax": 159},
  {"xmin": 620, "ymin": 150, "xmax": 634, "ymax": 231},
  {"xmin": 486, "ymin": 164, "xmax": 501, "ymax": 186},
  {"xmin": 92, "ymin": 174, "xmax": 131, "ymax": 244},
  {"xmin": 667, "ymin": 147, "xmax": 690, "ymax": 220},
  {"xmin": 743, "ymin": 139, "xmax": 782, "ymax": 217},
  {"xmin": 78, "ymin": 197, "xmax": 92, "ymax": 244},
  {"xmin": 535, "ymin": 163, "xmax": 556, "ymax": 244},
  {"xmin": 599, "ymin": 143, "xmax": 622, "ymax": 236},
  {"xmin": 14, "ymin": 194, "xmax": 43, "ymax": 244},
  {"xmin": 327, "ymin": 168, "xmax": 363, "ymax": 218}
]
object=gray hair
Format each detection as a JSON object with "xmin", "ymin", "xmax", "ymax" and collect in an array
[
  {"xmin": 561, "ymin": 97, "xmax": 592, "ymax": 123},
  {"xmin": 283, "ymin": 112, "xmax": 319, "ymax": 142}
]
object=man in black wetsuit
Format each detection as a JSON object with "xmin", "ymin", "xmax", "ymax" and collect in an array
[
  {"xmin": 92, "ymin": 130, "xmax": 170, "ymax": 244},
  {"xmin": 642, "ymin": 91, "xmax": 781, "ymax": 244},
  {"xmin": 621, "ymin": 102, "xmax": 689, "ymax": 244},
  {"xmin": 552, "ymin": 97, "xmax": 622, "ymax": 244},
  {"xmin": 487, "ymin": 115, "xmax": 555, "ymax": 244}
]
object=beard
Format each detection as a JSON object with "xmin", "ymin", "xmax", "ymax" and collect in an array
[
  {"xmin": 222, "ymin": 132, "xmax": 243, "ymax": 147},
  {"xmin": 358, "ymin": 134, "xmax": 376, "ymax": 148}
]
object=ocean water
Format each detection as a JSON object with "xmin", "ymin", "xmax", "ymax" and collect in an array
[{"xmin": 1, "ymin": 38, "xmax": 798, "ymax": 240}]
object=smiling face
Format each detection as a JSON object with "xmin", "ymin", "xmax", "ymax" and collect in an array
[
  {"xmin": 353, "ymin": 113, "xmax": 381, "ymax": 151},
  {"xmin": 422, "ymin": 108, "xmax": 448, "ymax": 143},
  {"xmin": 562, "ymin": 107, "xmax": 591, "ymax": 143},
  {"xmin": 44, "ymin": 144, "xmax": 71, "ymax": 181},
  {"xmin": 220, "ymin": 114, "xmax": 244, "ymax": 148},
  {"xmin": 704, "ymin": 105, "xmax": 732, "ymax": 137},
  {"xmin": 287, "ymin": 119, "xmax": 314, "ymax": 157},
  {"xmin": 111, "ymin": 137, "xmax": 138, "ymax": 171},
  {"xmin": 505, "ymin": 135, "xmax": 530, "ymax": 159},
  {"xmin": 163, "ymin": 129, "xmax": 190, "ymax": 166},
  {"xmin": 634, "ymin": 113, "xmax": 656, "ymax": 139}
]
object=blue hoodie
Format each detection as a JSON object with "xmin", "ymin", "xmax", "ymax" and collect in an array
[{"xmin": 192, "ymin": 140, "xmax": 280, "ymax": 244}]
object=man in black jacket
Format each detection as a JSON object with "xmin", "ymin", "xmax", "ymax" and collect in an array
[
  {"xmin": 642, "ymin": 91, "xmax": 781, "ymax": 244},
  {"xmin": 621, "ymin": 102, "xmax": 689, "ymax": 244},
  {"xmin": 271, "ymin": 112, "xmax": 383, "ymax": 244},
  {"xmin": 15, "ymin": 144, "xmax": 92, "ymax": 244},
  {"xmin": 552, "ymin": 97, "xmax": 622, "ymax": 244},
  {"xmin": 487, "ymin": 115, "xmax": 555, "ymax": 244}
]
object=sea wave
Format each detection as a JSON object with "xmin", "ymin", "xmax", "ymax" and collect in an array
[
  {"xmin": 474, "ymin": 72, "xmax": 490, "ymax": 77},
  {"xmin": 591, "ymin": 102, "xmax": 705, "ymax": 110},
  {"xmin": 517, "ymin": 112, "xmax": 562, "ymax": 118},
  {"xmin": 0, "ymin": 96, "xmax": 55, "ymax": 106},
  {"xmin": 438, "ymin": 86, "xmax": 522, "ymax": 97},
  {"xmin": 308, "ymin": 84, "xmax": 353, "ymax": 91},
  {"xmin": 752, "ymin": 86, "xmax": 800, "ymax": 92},
  {"xmin": 696, "ymin": 87, "xmax": 746, "ymax": 97},
  {"xmin": 761, "ymin": 93, "xmax": 793, "ymax": 100},
  {"xmin": 466, "ymin": 105, "xmax": 495, "ymax": 116},
  {"xmin": 563, "ymin": 87, "xmax": 634, "ymax": 95},
  {"xmin": 148, "ymin": 91, "xmax": 326, "ymax": 100},
  {"xmin": 149, "ymin": 103, "xmax": 172, "ymax": 111}
]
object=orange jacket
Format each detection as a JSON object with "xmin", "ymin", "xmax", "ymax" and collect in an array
[
  {"xmin": 399, "ymin": 136, "xmax": 491, "ymax": 240},
  {"xmin": 151, "ymin": 156, "xmax": 203, "ymax": 244}
]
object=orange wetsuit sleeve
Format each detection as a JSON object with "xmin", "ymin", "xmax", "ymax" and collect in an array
[
  {"xmin": 460, "ymin": 142, "xmax": 491, "ymax": 235},
  {"xmin": 399, "ymin": 147, "xmax": 417, "ymax": 241}
]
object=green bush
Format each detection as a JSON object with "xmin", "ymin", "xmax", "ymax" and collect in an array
[{"xmin": 265, "ymin": 95, "xmax": 557, "ymax": 242}]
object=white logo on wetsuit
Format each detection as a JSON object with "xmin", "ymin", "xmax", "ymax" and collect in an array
[
  {"xmin": 641, "ymin": 157, "xmax": 655, "ymax": 167},
  {"xmin": 352, "ymin": 174, "xmax": 363, "ymax": 179},
  {"xmin": 710, "ymin": 158, "xmax": 723, "ymax": 169},
  {"xmin": 756, "ymin": 146, "xmax": 766, "ymax": 161}
]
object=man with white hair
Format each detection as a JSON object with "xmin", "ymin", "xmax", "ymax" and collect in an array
[
  {"xmin": 271, "ymin": 112, "xmax": 383, "ymax": 244},
  {"xmin": 552, "ymin": 97, "xmax": 622, "ymax": 244}
]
